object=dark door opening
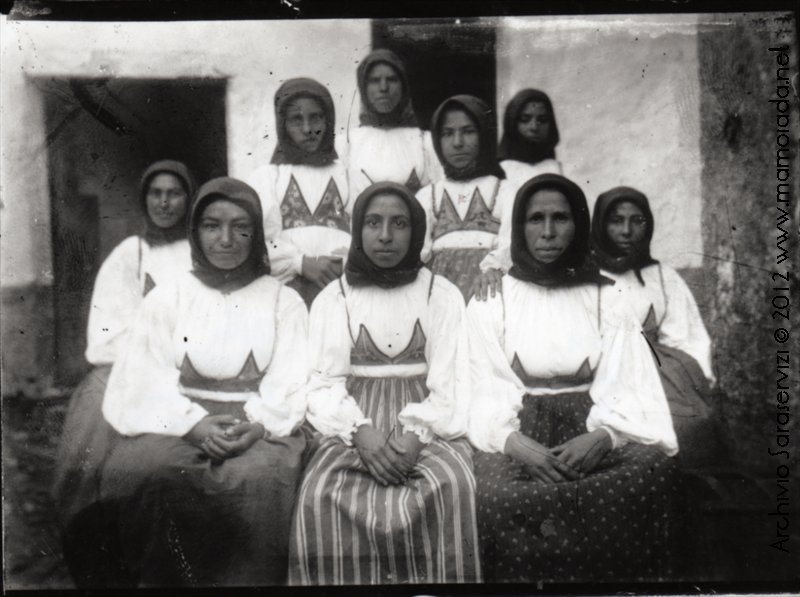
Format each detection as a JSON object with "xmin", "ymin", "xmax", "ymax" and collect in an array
[
  {"xmin": 43, "ymin": 77, "xmax": 227, "ymax": 386},
  {"xmin": 371, "ymin": 18, "xmax": 497, "ymax": 130}
]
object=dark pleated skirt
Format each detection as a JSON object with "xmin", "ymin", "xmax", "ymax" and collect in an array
[
  {"xmin": 99, "ymin": 399, "xmax": 306, "ymax": 587},
  {"xmin": 474, "ymin": 392, "xmax": 679, "ymax": 583},
  {"xmin": 51, "ymin": 366, "xmax": 133, "ymax": 587},
  {"xmin": 290, "ymin": 375, "xmax": 480, "ymax": 585},
  {"xmin": 653, "ymin": 343, "xmax": 722, "ymax": 468},
  {"xmin": 429, "ymin": 247, "xmax": 490, "ymax": 302}
]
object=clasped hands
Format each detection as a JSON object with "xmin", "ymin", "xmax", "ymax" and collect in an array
[
  {"xmin": 504, "ymin": 429, "xmax": 613, "ymax": 484},
  {"xmin": 353, "ymin": 424, "xmax": 424, "ymax": 486},
  {"xmin": 185, "ymin": 414, "xmax": 267, "ymax": 461}
]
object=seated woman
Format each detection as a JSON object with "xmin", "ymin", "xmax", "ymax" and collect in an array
[
  {"xmin": 248, "ymin": 78, "xmax": 351, "ymax": 307},
  {"xmin": 52, "ymin": 159, "xmax": 196, "ymax": 586},
  {"xmin": 290, "ymin": 182, "xmax": 479, "ymax": 585},
  {"xmin": 590, "ymin": 186, "xmax": 720, "ymax": 467},
  {"xmin": 417, "ymin": 95, "xmax": 508, "ymax": 300},
  {"xmin": 347, "ymin": 48, "xmax": 441, "ymax": 198},
  {"xmin": 467, "ymin": 173, "xmax": 679, "ymax": 583},
  {"xmin": 99, "ymin": 177, "xmax": 308, "ymax": 587}
]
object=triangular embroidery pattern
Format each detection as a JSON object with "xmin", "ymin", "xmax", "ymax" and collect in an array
[
  {"xmin": 142, "ymin": 273, "xmax": 156, "ymax": 297},
  {"xmin": 178, "ymin": 350, "xmax": 267, "ymax": 393},
  {"xmin": 432, "ymin": 187, "xmax": 500, "ymax": 241},
  {"xmin": 511, "ymin": 354, "xmax": 594, "ymax": 390},
  {"xmin": 405, "ymin": 169, "xmax": 421, "ymax": 193},
  {"xmin": 351, "ymin": 319, "xmax": 427, "ymax": 366},
  {"xmin": 280, "ymin": 175, "xmax": 349, "ymax": 232}
]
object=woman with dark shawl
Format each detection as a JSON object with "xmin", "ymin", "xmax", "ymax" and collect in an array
[
  {"xmin": 52, "ymin": 159, "xmax": 196, "ymax": 587},
  {"xmin": 466, "ymin": 173, "xmax": 679, "ymax": 582},
  {"xmin": 98, "ymin": 177, "xmax": 308, "ymax": 586},
  {"xmin": 417, "ymin": 94, "xmax": 510, "ymax": 300},
  {"xmin": 591, "ymin": 186, "xmax": 719, "ymax": 467},
  {"xmin": 248, "ymin": 77, "xmax": 351, "ymax": 307},
  {"xmin": 347, "ymin": 49, "xmax": 442, "ymax": 198},
  {"xmin": 290, "ymin": 182, "xmax": 479, "ymax": 585}
]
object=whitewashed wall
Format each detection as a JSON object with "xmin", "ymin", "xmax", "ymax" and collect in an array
[{"xmin": 496, "ymin": 14, "xmax": 703, "ymax": 268}]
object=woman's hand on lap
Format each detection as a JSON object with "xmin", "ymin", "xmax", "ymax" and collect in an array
[
  {"xmin": 208, "ymin": 421, "xmax": 266, "ymax": 458},
  {"xmin": 504, "ymin": 431, "xmax": 582, "ymax": 483},
  {"xmin": 551, "ymin": 429, "xmax": 613, "ymax": 474},
  {"xmin": 354, "ymin": 424, "xmax": 408, "ymax": 486},
  {"xmin": 185, "ymin": 414, "xmax": 241, "ymax": 460},
  {"xmin": 388, "ymin": 431, "xmax": 424, "ymax": 476}
]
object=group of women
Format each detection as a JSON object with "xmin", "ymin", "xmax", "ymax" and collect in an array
[{"xmin": 53, "ymin": 48, "xmax": 719, "ymax": 588}]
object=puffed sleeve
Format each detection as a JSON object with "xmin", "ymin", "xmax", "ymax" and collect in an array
[
  {"xmin": 305, "ymin": 282, "xmax": 371, "ymax": 444},
  {"xmin": 422, "ymin": 130, "xmax": 445, "ymax": 185},
  {"xmin": 102, "ymin": 282, "xmax": 209, "ymax": 437},
  {"xmin": 85, "ymin": 237, "xmax": 144, "ymax": 365},
  {"xmin": 244, "ymin": 287, "xmax": 309, "ymax": 437},
  {"xmin": 657, "ymin": 266, "xmax": 715, "ymax": 383},
  {"xmin": 586, "ymin": 287, "xmax": 679, "ymax": 456},
  {"xmin": 398, "ymin": 278, "xmax": 470, "ymax": 442},
  {"xmin": 465, "ymin": 287, "xmax": 526, "ymax": 453},
  {"xmin": 246, "ymin": 165, "xmax": 303, "ymax": 282},
  {"xmin": 417, "ymin": 184, "xmax": 436, "ymax": 264}
]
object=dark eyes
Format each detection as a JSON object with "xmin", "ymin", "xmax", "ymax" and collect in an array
[
  {"xmin": 528, "ymin": 213, "xmax": 571, "ymax": 223},
  {"xmin": 608, "ymin": 216, "xmax": 647, "ymax": 226}
]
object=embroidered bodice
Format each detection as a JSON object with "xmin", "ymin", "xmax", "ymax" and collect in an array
[
  {"xmin": 431, "ymin": 183, "xmax": 500, "ymax": 241},
  {"xmin": 351, "ymin": 319, "xmax": 427, "ymax": 367},
  {"xmin": 280, "ymin": 175, "xmax": 349, "ymax": 232}
]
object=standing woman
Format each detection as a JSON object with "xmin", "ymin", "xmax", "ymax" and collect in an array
[
  {"xmin": 591, "ymin": 186, "xmax": 719, "ymax": 467},
  {"xmin": 53, "ymin": 160, "xmax": 196, "ymax": 586},
  {"xmin": 347, "ymin": 49, "xmax": 441, "ymax": 198},
  {"xmin": 248, "ymin": 78, "xmax": 351, "ymax": 307},
  {"xmin": 99, "ymin": 177, "xmax": 308, "ymax": 587},
  {"xmin": 290, "ymin": 182, "xmax": 479, "ymax": 585},
  {"xmin": 417, "ymin": 95, "xmax": 507, "ymax": 300},
  {"xmin": 467, "ymin": 174, "xmax": 679, "ymax": 583}
]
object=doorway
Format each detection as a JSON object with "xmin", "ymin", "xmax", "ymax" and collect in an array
[{"xmin": 43, "ymin": 77, "xmax": 227, "ymax": 386}]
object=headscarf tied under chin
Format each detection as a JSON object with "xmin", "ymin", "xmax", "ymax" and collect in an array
[
  {"xmin": 190, "ymin": 177, "xmax": 270, "ymax": 292},
  {"xmin": 497, "ymin": 89, "xmax": 560, "ymax": 165},
  {"xmin": 271, "ymin": 77, "xmax": 338, "ymax": 167},
  {"xmin": 509, "ymin": 173, "xmax": 612, "ymax": 288},
  {"xmin": 431, "ymin": 95, "xmax": 506, "ymax": 181},
  {"xmin": 590, "ymin": 186, "xmax": 659, "ymax": 285},
  {"xmin": 357, "ymin": 49, "xmax": 419, "ymax": 129},
  {"xmin": 345, "ymin": 181, "xmax": 426, "ymax": 289},
  {"xmin": 140, "ymin": 159, "xmax": 197, "ymax": 246}
]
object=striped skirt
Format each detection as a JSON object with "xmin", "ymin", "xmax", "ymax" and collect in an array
[
  {"xmin": 429, "ymin": 247, "xmax": 490, "ymax": 302},
  {"xmin": 290, "ymin": 375, "xmax": 480, "ymax": 585}
]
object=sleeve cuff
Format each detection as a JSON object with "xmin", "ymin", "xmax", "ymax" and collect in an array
[
  {"xmin": 402, "ymin": 423, "xmax": 434, "ymax": 444},
  {"xmin": 340, "ymin": 417, "xmax": 373, "ymax": 446},
  {"xmin": 597, "ymin": 425, "xmax": 626, "ymax": 450}
]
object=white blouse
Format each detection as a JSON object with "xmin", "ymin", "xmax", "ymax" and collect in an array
[
  {"xmin": 603, "ymin": 264, "xmax": 715, "ymax": 383},
  {"xmin": 85, "ymin": 237, "xmax": 192, "ymax": 366},
  {"xmin": 466, "ymin": 275, "xmax": 678, "ymax": 456},
  {"xmin": 346, "ymin": 127, "xmax": 442, "ymax": 199},
  {"xmin": 417, "ymin": 175, "xmax": 513, "ymax": 263},
  {"xmin": 479, "ymin": 159, "xmax": 563, "ymax": 273},
  {"xmin": 247, "ymin": 161, "xmax": 352, "ymax": 283},
  {"xmin": 102, "ymin": 274, "xmax": 308, "ymax": 438},
  {"xmin": 305, "ymin": 269, "xmax": 469, "ymax": 445}
]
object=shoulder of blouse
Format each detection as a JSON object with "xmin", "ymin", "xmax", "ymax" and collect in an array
[{"xmin": 429, "ymin": 272, "xmax": 465, "ymax": 309}]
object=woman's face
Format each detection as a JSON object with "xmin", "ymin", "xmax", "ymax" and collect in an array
[
  {"xmin": 365, "ymin": 63, "xmax": 403, "ymax": 115},
  {"xmin": 440, "ymin": 109, "xmax": 480, "ymax": 172},
  {"xmin": 362, "ymin": 193, "xmax": 412, "ymax": 269},
  {"xmin": 524, "ymin": 189, "xmax": 575, "ymax": 263},
  {"xmin": 146, "ymin": 173, "xmax": 188, "ymax": 229},
  {"xmin": 517, "ymin": 101, "xmax": 552, "ymax": 144},
  {"xmin": 605, "ymin": 200, "xmax": 647, "ymax": 254},
  {"xmin": 197, "ymin": 199, "xmax": 254, "ymax": 270},
  {"xmin": 284, "ymin": 97, "xmax": 327, "ymax": 154}
]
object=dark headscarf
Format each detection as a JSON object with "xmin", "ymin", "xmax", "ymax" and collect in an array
[
  {"xmin": 509, "ymin": 173, "xmax": 612, "ymax": 288},
  {"xmin": 590, "ymin": 186, "xmax": 659, "ymax": 285},
  {"xmin": 431, "ymin": 95, "xmax": 505, "ymax": 181},
  {"xmin": 271, "ymin": 77, "xmax": 338, "ymax": 167},
  {"xmin": 357, "ymin": 49, "xmax": 419, "ymax": 129},
  {"xmin": 345, "ymin": 182, "xmax": 426, "ymax": 289},
  {"xmin": 190, "ymin": 177, "xmax": 270, "ymax": 293},
  {"xmin": 497, "ymin": 89, "xmax": 560, "ymax": 165},
  {"xmin": 140, "ymin": 160, "xmax": 196, "ymax": 246}
]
